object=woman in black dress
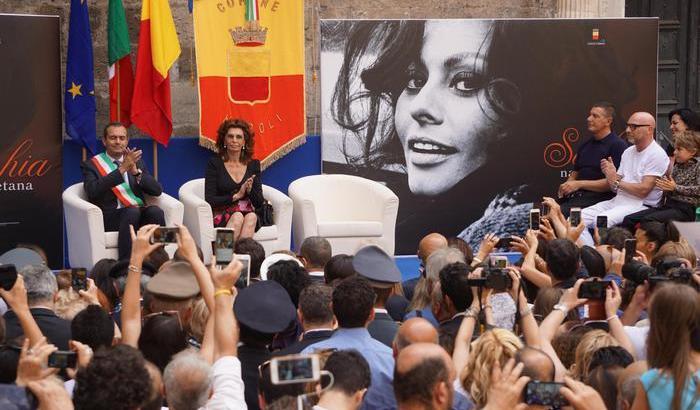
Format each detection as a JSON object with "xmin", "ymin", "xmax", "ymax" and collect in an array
[{"xmin": 205, "ymin": 119, "xmax": 264, "ymax": 242}]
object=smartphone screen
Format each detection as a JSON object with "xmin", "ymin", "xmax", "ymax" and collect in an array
[
  {"xmin": 151, "ymin": 227, "xmax": 178, "ymax": 244},
  {"xmin": 624, "ymin": 239, "xmax": 637, "ymax": 263},
  {"xmin": 570, "ymin": 208, "xmax": 581, "ymax": 226},
  {"xmin": 577, "ymin": 280, "xmax": 611, "ymax": 300},
  {"xmin": 215, "ymin": 229, "xmax": 235, "ymax": 265},
  {"xmin": 71, "ymin": 268, "xmax": 88, "ymax": 292},
  {"xmin": 235, "ymin": 254, "xmax": 251, "ymax": 289},
  {"xmin": 495, "ymin": 237, "xmax": 513, "ymax": 249},
  {"xmin": 270, "ymin": 354, "xmax": 320, "ymax": 385},
  {"xmin": 0, "ymin": 264, "xmax": 18, "ymax": 291},
  {"xmin": 596, "ymin": 215, "xmax": 608, "ymax": 229},
  {"xmin": 48, "ymin": 351, "xmax": 77, "ymax": 369},
  {"xmin": 525, "ymin": 381, "xmax": 568, "ymax": 407},
  {"xmin": 529, "ymin": 209, "xmax": 541, "ymax": 230}
]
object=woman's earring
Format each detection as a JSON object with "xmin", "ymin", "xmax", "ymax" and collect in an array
[{"xmin": 223, "ymin": 144, "xmax": 227, "ymax": 148}]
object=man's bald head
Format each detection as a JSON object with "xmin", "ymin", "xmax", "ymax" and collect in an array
[
  {"xmin": 394, "ymin": 318, "xmax": 438, "ymax": 354},
  {"xmin": 626, "ymin": 112, "xmax": 656, "ymax": 147},
  {"xmin": 418, "ymin": 233, "xmax": 448, "ymax": 262},
  {"xmin": 515, "ymin": 346, "xmax": 555, "ymax": 382},
  {"xmin": 394, "ymin": 343, "xmax": 455, "ymax": 409}
]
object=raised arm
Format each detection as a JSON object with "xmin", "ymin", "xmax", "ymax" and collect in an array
[
  {"xmin": 121, "ymin": 224, "xmax": 163, "ymax": 347},
  {"xmin": 506, "ymin": 269, "xmax": 539, "ymax": 348},
  {"xmin": 604, "ymin": 281, "xmax": 636, "ymax": 358},
  {"xmin": 176, "ymin": 225, "xmax": 215, "ymax": 312},
  {"xmin": 209, "ymin": 258, "xmax": 242, "ymax": 359}
]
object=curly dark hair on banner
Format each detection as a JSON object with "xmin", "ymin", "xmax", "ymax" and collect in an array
[{"xmin": 216, "ymin": 118, "xmax": 255, "ymax": 163}]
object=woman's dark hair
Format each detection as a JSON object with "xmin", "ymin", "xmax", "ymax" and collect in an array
[
  {"xmin": 215, "ymin": 118, "xmax": 255, "ymax": 163},
  {"xmin": 324, "ymin": 254, "xmax": 356, "ymax": 284},
  {"xmin": 71, "ymin": 305, "xmax": 115, "ymax": 351},
  {"xmin": 647, "ymin": 284, "xmax": 700, "ymax": 410},
  {"xmin": 668, "ymin": 108, "xmax": 700, "ymax": 131},
  {"xmin": 138, "ymin": 314, "xmax": 188, "ymax": 372},
  {"xmin": 91, "ymin": 258, "xmax": 119, "ymax": 310},
  {"xmin": 580, "ymin": 246, "xmax": 606, "ymax": 278},
  {"xmin": 267, "ymin": 260, "xmax": 311, "ymax": 307}
]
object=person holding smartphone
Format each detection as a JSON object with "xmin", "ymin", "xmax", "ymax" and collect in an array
[
  {"xmin": 81, "ymin": 122, "xmax": 165, "ymax": 260},
  {"xmin": 205, "ymin": 119, "xmax": 265, "ymax": 243}
]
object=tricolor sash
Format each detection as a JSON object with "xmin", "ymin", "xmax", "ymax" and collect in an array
[{"xmin": 91, "ymin": 152, "xmax": 144, "ymax": 207}]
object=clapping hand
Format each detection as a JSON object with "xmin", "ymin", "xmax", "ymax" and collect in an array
[{"xmin": 656, "ymin": 175, "xmax": 676, "ymax": 192}]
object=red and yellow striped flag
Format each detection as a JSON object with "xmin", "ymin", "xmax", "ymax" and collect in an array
[
  {"xmin": 131, "ymin": 0, "xmax": 181, "ymax": 146},
  {"xmin": 193, "ymin": 0, "xmax": 305, "ymax": 167}
]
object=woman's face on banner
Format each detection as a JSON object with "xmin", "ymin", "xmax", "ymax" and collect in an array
[{"xmin": 394, "ymin": 20, "xmax": 500, "ymax": 196}]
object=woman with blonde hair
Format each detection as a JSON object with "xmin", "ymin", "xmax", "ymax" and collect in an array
[
  {"xmin": 460, "ymin": 328, "xmax": 523, "ymax": 408},
  {"xmin": 570, "ymin": 329, "xmax": 619, "ymax": 380}
]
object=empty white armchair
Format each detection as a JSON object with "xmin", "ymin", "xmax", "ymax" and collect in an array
[
  {"xmin": 288, "ymin": 174, "xmax": 399, "ymax": 255},
  {"xmin": 178, "ymin": 178, "xmax": 292, "ymax": 263},
  {"xmin": 63, "ymin": 182, "xmax": 184, "ymax": 270}
]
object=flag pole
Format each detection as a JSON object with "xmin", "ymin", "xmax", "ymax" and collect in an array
[
  {"xmin": 82, "ymin": 147, "xmax": 87, "ymax": 161},
  {"xmin": 153, "ymin": 139, "xmax": 158, "ymax": 180},
  {"xmin": 116, "ymin": 59, "xmax": 121, "ymax": 122}
]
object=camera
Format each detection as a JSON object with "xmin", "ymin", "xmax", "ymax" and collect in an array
[
  {"xmin": 48, "ymin": 351, "xmax": 77, "ymax": 369},
  {"xmin": 483, "ymin": 268, "xmax": 513, "ymax": 292},
  {"xmin": 621, "ymin": 260, "xmax": 656, "ymax": 285},
  {"xmin": 524, "ymin": 381, "xmax": 568, "ymax": 407},
  {"xmin": 270, "ymin": 354, "xmax": 320, "ymax": 385},
  {"xmin": 577, "ymin": 279, "xmax": 610, "ymax": 300}
]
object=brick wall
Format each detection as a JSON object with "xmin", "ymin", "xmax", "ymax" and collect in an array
[{"xmin": 0, "ymin": 0, "xmax": 557, "ymax": 138}]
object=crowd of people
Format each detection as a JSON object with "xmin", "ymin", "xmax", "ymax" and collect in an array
[
  {"xmin": 0, "ymin": 213, "xmax": 699, "ymax": 409},
  {"xmin": 1, "ymin": 106, "xmax": 700, "ymax": 409}
]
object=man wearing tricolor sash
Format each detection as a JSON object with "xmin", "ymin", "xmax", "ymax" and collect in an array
[{"xmin": 81, "ymin": 122, "xmax": 165, "ymax": 259}]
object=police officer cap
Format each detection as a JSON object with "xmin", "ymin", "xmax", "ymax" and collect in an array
[
  {"xmin": 234, "ymin": 280, "xmax": 296, "ymax": 334},
  {"xmin": 352, "ymin": 245, "xmax": 401, "ymax": 288}
]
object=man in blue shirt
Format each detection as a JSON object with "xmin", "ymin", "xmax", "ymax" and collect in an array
[
  {"xmin": 303, "ymin": 276, "xmax": 397, "ymax": 410},
  {"xmin": 558, "ymin": 102, "xmax": 629, "ymax": 216}
]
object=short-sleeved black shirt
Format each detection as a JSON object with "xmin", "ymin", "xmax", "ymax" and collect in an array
[{"xmin": 574, "ymin": 132, "xmax": 629, "ymax": 182}]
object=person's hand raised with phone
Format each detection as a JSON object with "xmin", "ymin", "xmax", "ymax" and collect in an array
[
  {"xmin": 175, "ymin": 224, "xmax": 200, "ymax": 264},
  {"xmin": 15, "ymin": 337, "xmax": 58, "ymax": 387},
  {"xmin": 559, "ymin": 376, "xmax": 607, "ymax": 410},
  {"xmin": 0, "ymin": 274, "xmax": 29, "ymax": 313},
  {"xmin": 209, "ymin": 257, "xmax": 243, "ymax": 292},
  {"xmin": 129, "ymin": 224, "xmax": 163, "ymax": 262},
  {"xmin": 77, "ymin": 278, "xmax": 100, "ymax": 306},
  {"xmin": 560, "ymin": 279, "xmax": 588, "ymax": 311}
]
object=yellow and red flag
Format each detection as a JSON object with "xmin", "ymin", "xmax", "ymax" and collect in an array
[
  {"xmin": 131, "ymin": 0, "xmax": 181, "ymax": 146},
  {"xmin": 193, "ymin": 0, "xmax": 305, "ymax": 167}
]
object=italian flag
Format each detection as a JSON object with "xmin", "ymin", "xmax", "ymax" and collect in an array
[
  {"xmin": 131, "ymin": 0, "xmax": 181, "ymax": 146},
  {"xmin": 108, "ymin": 0, "xmax": 134, "ymax": 126}
]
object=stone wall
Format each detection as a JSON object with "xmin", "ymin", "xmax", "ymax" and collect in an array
[{"xmin": 0, "ymin": 0, "xmax": 562, "ymax": 138}]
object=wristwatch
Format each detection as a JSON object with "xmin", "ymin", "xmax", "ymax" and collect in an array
[{"xmin": 553, "ymin": 303, "xmax": 569, "ymax": 316}]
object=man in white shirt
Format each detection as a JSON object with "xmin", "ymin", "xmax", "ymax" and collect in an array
[{"xmin": 580, "ymin": 112, "xmax": 669, "ymax": 246}]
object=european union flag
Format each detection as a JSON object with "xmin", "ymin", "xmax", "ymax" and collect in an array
[{"xmin": 65, "ymin": 0, "xmax": 97, "ymax": 154}]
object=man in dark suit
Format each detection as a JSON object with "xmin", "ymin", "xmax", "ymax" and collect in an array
[
  {"xmin": 81, "ymin": 122, "xmax": 165, "ymax": 259},
  {"xmin": 352, "ymin": 245, "xmax": 401, "ymax": 348},
  {"xmin": 273, "ymin": 284, "xmax": 334, "ymax": 356},
  {"xmin": 2, "ymin": 265, "xmax": 71, "ymax": 350}
]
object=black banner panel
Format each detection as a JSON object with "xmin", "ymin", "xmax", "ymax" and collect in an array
[{"xmin": 0, "ymin": 14, "xmax": 63, "ymax": 267}]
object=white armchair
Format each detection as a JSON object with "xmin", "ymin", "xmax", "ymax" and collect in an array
[
  {"xmin": 63, "ymin": 182, "xmax": 184, "ymax": 270},
  {"xmin": 288, "ymin": 174, "xmax": 399, "ymax": 255},
  {"xmin": 178, "ymin": 178, "xmax": 292, "ymax": 263}
]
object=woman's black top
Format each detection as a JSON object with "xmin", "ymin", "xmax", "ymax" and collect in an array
[{"xmin": 204, "ymin": 156, "xmax": 264, "ymax": 209}]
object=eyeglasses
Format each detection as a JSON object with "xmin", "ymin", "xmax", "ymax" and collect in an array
[
  {"xmin": 142, "ymin": 310, "xmax": 183, "ymax": 330},
  {"xmin": 626, "ymin": 123, "xmax": 651, "ymax": 131}
]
